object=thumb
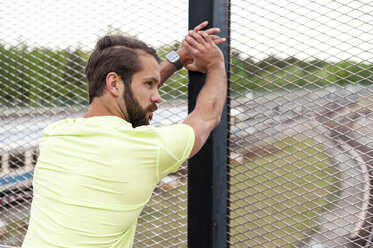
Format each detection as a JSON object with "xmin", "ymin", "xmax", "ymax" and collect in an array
[
  {"xmin": 185, "ymin": 63, "xmax": 197, "ymax": 71},
  {"xmin": 185, "ymin": 63, "xmax": 206, "ymax": 73}
]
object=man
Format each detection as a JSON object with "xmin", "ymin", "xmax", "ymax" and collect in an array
[{"xmin": 22, "ymin": 21, "xmax": 227, "ymax": 247}]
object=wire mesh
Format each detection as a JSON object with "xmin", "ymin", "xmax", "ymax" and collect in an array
[
  {"xmin": 0, "ymin": 1, "xmax": 188, "ymax": 247},
  {"xmin": 229, "ymin": 0, "xmax": 373, "ymax": 247},
  {"xmin": 4, "ymin": 0, "xmax": 373, "ymax": 247}
]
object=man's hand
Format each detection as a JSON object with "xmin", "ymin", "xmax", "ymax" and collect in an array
[
  {"xmin": 182, "ymin": 30, "xmax": 224, "ymax": 73},
  {"xmin": 177, "ymin": 21, "xmax": 226, "ymax": 67},
  {"xmin": 159, "ymin": 21, "xmax": 226, "ymax": 86}
]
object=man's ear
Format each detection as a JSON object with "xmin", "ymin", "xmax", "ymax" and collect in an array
[{"xmin": 106, "ymin": 72, "xmax": 122, "ymax": 97}]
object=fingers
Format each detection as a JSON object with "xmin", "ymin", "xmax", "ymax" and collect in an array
[
  {"xmin": 186, "ymin": 30, "xmax": 223, "ymax": 50},
  {"xmin": 182, "ymin": 39, "xmax": 198, "ymax": 55},
  {"xmin": 193, "ymin": 21, "xmax": 208, "ymax": 32},
  {"xmin": 198, "ymin": 31, "xmax": 213, "ymax": 44},
  {"xmin": 210, "ymin": 35, "xmax": 226, "ymax": 45},
  {"xmin": 205, "ymin": 27, "xmax": 220, "ymax": 35},
  {"xmin": 185, "ymin": 35, "xmax": 201, "ymax": 50},
  {"xmin": 192, "ymin": 25, "xmax": 220, "ymax": 37},
  {"xmin": 184, "ymin": 31, "xmax": 207, "ymax": 52},
  {"xmin": 192, "ymin": 21, "xmax": 221, "ymax": 36},
  {"xmin": 190, "ymin": 22, "xmax": 226, "ymax": 45},
  {"xmin": 191, "ymin": 31, "xmax": 208, "ymax": 45}
]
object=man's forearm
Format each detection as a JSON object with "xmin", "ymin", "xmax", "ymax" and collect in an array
[
  {"xmin": 159, "ymin": 60, "xmax": 179, "ymax": 87},
  {"xmin": 195, "ymin": 63, "xmax": 227, "ymax": 122}
]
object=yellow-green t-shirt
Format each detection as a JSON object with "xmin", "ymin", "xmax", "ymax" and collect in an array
[{"xmin": 22, "ymin": 116, "xmax": 195, "ymax": 248}]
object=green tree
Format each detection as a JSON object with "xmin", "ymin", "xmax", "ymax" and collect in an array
[{"xmin": 60, "ymin": 48, "xmax": 88, "ymax": 105}]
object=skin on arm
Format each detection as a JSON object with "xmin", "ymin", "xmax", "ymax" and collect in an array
[
  {"xmin": 159, "ymin": 21, "xmax": 226, "ymax": 86},
  {"xmin": 181, "ymin": 31, "xmax": 227, "ymax": 158}
]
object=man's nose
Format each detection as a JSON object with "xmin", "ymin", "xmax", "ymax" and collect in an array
[{"xmin": 151, "ymin": 89, "xmax": 162, "ymax": 103}]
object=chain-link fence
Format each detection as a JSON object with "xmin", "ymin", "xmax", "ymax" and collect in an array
[
  {"xmin": 0, "ymin": 1, "xmax": 188, "ymax": 247},
  {"xmin": 229, "ymin": 0, "xmax": 373, "ymax": 247},
  {"xmin": 2, "ymin": 0, "xmax": 373, "ymax": 248}
]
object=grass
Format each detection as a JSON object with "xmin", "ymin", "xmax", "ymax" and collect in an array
[{"xmin": 229, "ymin": 136, "xmax": 340, "ymax": 247}]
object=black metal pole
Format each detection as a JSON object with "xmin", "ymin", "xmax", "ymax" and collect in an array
[{"xmin": 188, "ymin": 0, "xmax": 230, "ymax": 247}]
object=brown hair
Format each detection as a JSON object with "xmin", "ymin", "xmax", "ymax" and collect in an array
[{"xmin": 84, "ymin": 35, "xmax": 160, "ymax": 103}]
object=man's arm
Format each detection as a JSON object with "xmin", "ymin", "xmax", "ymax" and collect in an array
[
  {"xmin": 159, "ymin": 21, "xmax": 226, "ymax": 87},
  {"xmin": 159, "ymin": 60, "xmax": 179, "ymax": 87},
  {"xmin": 181, "ymin": 31, "xmax": 227, "ymax": 158}
]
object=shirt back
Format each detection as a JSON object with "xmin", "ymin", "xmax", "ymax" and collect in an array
[{"xmin": 22, "ymin": 116, "xmax": 194, "ymax": 248}]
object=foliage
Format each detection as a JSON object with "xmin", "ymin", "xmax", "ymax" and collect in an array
[
  {"xmin": 231, "ymin": 50, "xmax": 373, "ymax": 94},
  {"xmin": 0, "ymin": 44, "xmax": 89, "ymax": 107},
  {"xmin": 1, "ymin": 43, "xmax": 373, "ymax": 107}
]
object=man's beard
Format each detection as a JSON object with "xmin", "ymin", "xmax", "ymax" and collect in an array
[{"xmin": 123, "ymin": 86, "xmax": 157, "ymax": 128}]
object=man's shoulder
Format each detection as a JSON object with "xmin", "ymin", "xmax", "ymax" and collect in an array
[
  {"xmin": 155, "ymin": 123, "xmax": 195, "ymax": 144},
  {"xmin": 155, "ymin": 123, "xmax": 194, "ymax": 135}
]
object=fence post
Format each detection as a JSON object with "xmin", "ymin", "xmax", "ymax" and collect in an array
[{"xmin": 188, "ymin": 0, "xmax": 230, "ymax": 247}]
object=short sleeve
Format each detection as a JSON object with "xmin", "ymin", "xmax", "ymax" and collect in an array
[{"xmin": 156, "ymin": 124, "xmax": 195, "ymax": 181}]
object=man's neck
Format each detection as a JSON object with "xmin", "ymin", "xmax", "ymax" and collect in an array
[{"xmin": 84, "ymin": 97, "xmax": 124, "ymax": 119}]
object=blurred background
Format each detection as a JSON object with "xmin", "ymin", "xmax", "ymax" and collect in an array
[{"xmin": 1, "ymin": 0, "xmax": 373, "ymax": 247}]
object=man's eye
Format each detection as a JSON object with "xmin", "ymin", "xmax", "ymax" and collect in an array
[{"xmin": 146, "ymin": 81, "xmax": 153, "ymax": 87}]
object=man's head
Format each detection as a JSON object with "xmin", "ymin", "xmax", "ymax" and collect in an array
[{"xmin": 85, "ymin": 35, "xmax": 162, "ymax": 127}]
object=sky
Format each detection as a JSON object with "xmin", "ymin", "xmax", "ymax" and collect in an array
[
  {"xmin": 1, "ymin": 0, "xmax": 188, "ymax": 50},
  {"xmin": 1, "ymin": 0, "xmax": 373, "ymax": 62},
  {"xmin": 231, "ymin": 0, "xmax": 373, "ymax": 62}
]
